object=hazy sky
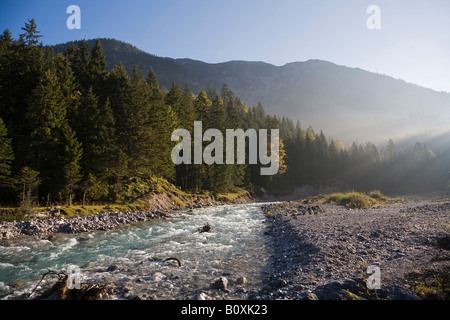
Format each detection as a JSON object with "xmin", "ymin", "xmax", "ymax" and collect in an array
[{"xmin": 1, "ymin": 0, "xmax": 449, "ymax": 93}]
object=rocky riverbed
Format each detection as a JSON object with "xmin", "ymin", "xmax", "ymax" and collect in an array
[
  {"xmin": 1, "ymin": 195, "xmax": 448, "ymax": 300},
  {"xmin": 0, "ymin": 193, "xmax": 252, "ymax": 241},
  {"xmin": 258, "ymin": 198, "xmax": 450, "ymax": 300}
]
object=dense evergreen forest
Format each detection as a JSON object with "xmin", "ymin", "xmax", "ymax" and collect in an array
[{"xmin": 0, "ymin": 20, "xmax": 449, "ymax": 207}]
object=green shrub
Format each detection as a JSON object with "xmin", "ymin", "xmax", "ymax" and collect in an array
[
  {"xmin": 321, "ymin": 190, "xmax": 390, "ymax": 209},
  {"xmin": 0, "ymin": 208, "xmax": 27, "ymax": 222},
  {"xmin": 324, "ymin": 192, "xmax": 373, "ymax": 209},
  {"xmin": 368, "ymin": 190, "xmax": 389, "ymax": 201}
]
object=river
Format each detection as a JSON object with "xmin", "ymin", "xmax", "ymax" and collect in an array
[{"xmin": 0, "ymin": 203, "xmax": 272, "ymax": 300}]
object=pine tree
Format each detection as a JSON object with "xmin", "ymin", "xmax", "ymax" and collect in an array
[
  {"xmin": 277, "ymin": 139, "xmax": 287, "ymax": 176},
  {"xmin": 44, "ymin": 47, "xmax": 55, "ymax": 70},
  {"xmin": 254, "ymin": 102, "xmax": 266, "ymax": 128},
  {"xmin": 124, "ymin": 65, "xmax": 154, "ymax": 177},
  {"xmin": 316, "ymin": 130, "xmax": 330, "ymax": 182},
  {"xmin": 27, "ymin": 68, "xmax": 67, "ymax": 166},
  {"xmin": 224, "ymin": 94, "xmax": 241, "ymax": 128},
  {"xmin": 147, "ymin": 69, "xmax": 177, "ymax": 179},
  {"xmin": 147, "ymin": 68, "xmax": 159, "ymax": 91},
  {"xmin": 382, "ymin": 139, "xmax": 397, "ymax": 163},
  {"xmin": 95, "ymin": 97, "xmax": 117, "ymax": 177},
  {"xmin": 75, "ymin": 87, "xmax": 102, "ymax": 175},
  {"xmin": 0, "ymin": 23, "xmax": 44, "ymax": 166},
  {"xmin": 81, "ymin": 173, "xmax": 109, "ymax": 205},
  {"xmin": 192, "ymin": 91, "xmax": 212, "ymax": 191},
  {"xmin": 166, "ymin": 83, "xmax": 196, "ymax": 130},
  {"xmin": 166, "ymin": 83, "xmax": 197, "ymax": 189},
  {"xmin": 327, "ymin": 139, "xmax": 341, "ymax": 180},
  {"xmin": 194, "ymin": 91, "xmax": 212, "ymax": 122},
  {"xmin": 77, "ymin": 40, "xmax": 92, "ymax": 90},
  {"xmin": 104, "ymin": 63, "xmax": 131, "ymax": 197},
  {"xmin": 181, "ymin": 85, "xmax": 197, "ymax": 129},
  {"xmin": 19, "ymin": 19, "xmax": 42, "ymax": 47},
  {"xmin": 204, "ymin": 96, "xmax": 234, "ymax": 193},
  {"xmin": 15, "ymin": 167, "xmax": 40, "ymax": 208},
  {"xmin": 165, "ymin": 82, "xmax": 183, "ymax": 118},
  {"xmin": 0, "ymin": 29, "xmax": 13, "ymax": 51},
  {"xmin": 90, "ymin": 39, "xmax": 107, "ymax": 78},
  {"xmin": 26, "ymin": 67, "xmax": 76, "ymax": 202},
  {"xmin": 89, "ymin": 39, "xmax": 107, "ymax": 96},
  {"xmin": 223, "ymin": 90, "xmax": 246, "ymax": 189},
  {"xmin": 65, "ymin": 42, "xmax": 78, "ymax": 67},
  {"xmin": 52, "ymin": 53, "xmax": 80, "ymax": 126},
  {"xmin": 61, "ymin": 124, "xmax": 82, "ymax": 206},
  {"xmin": 149, "ymin": 102, "xmax": 177, "ymax": 179},
  {"xmin": 0, "ymin": 118, "xmax": 14, "ymax": 187},
  {"xmin": 106, "ymin": 62, "xmax": 131, "ymax": 118},
  {"xmin": 291, "ymin": 120, "xmax": 306, "ymax": 186}
]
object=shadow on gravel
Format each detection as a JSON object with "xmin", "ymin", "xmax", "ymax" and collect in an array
[
  {"xmin": 256, "ymin": 214, "xmax": 321, "ymax": 298},
  {"xmin": 435, "ymin": 235, "xmax": 450, "ymax": 250}
]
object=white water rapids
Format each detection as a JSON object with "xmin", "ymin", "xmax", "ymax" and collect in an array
[{"xmin": 0, "ymin": 203, "xmax": 272, "ymax": 299}]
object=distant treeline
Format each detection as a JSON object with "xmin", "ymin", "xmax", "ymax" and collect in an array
[{"xmin": 0, "ymin": 20, "xmax": 448, "ymax": 206}]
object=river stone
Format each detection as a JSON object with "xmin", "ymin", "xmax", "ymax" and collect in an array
[
  {"xmin": 194, "ymin": 292, "xmax": 212, "ymax": 300},
  {"xmin": 268, "ymin": 279, "xmax": 287, "ymax": 288},
  {"xmin": 47, "ymin": 235, "xmax": 58, "ymax": 242},
  {"xmin": 2, "ymin": 231, "xmax": 12, "ymax": 240},
  {"xmin": 236, "ymin": 276, "xmax": 247, "ymax": 285},
  {"xmin": 151, "ymin": 272, "xmax": 166, "ymax": 281},
  {"xmin": 210, "ymin": 277, "xmax": 228, "ymax": 290},
  {"xmin": 298, "ymin": 291, "xmax": 319, "ymax": 300},
  {"xmin": 106, "ymin": 265, "xmax": 118, "ymax": 272},
  {"xmin": 82, "ymin": 261, "xmax": 96, "ymax": 268},
  {"xmin": 377, "ymin": 285, "xmax": 421, "ymax": 300}
]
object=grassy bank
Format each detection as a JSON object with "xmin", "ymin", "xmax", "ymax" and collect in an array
[
  {"xmin": 0, "ymin": 178, "xmax": 251, "ymax": 222},
  {"xmin": 0, "ymin": 203, "xmax": 149, "ymax": 222},
  {"xmin": 307, "ymin": 190, "xmax": 392, "ymax": 209}
]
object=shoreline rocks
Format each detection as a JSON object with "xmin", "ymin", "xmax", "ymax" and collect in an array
[
  {"xmin": 0, "ymin": 193, "xmax": 254, "ymax": 241},
  {"xmin": 259, "ymin": 199, "xmax": 449, "ymax": 300},
  {"xmin": 0, "ymin": 210, "xmax": 165, "ymax": 240}
]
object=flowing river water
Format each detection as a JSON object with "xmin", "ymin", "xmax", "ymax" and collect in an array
[{"xmin": 0, "ymin": 203, "xmax": 272, "ymax": 300}]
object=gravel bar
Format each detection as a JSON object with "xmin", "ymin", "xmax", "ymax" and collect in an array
[{"xmin": 258, "ymin": 199, "xmax": 449, "ymax": 300}]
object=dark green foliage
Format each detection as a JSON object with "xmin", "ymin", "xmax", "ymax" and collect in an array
[
  {"xmin": 14, "ymin": 167, "xmax": 40, "ymax": 208},
  {"xmin": 0, "ymin": 20, "xmax": 448, "ymax": 207},
  {"xmin": 146, "ymin": 70, "xmax": 177, "ymax": 179},
  {"xmin": 0, "ymin": 118, "xmax": 14, "ymax": 186},
  {"xmin": 62, "ymin": 124, "xmax": 82, "ymax": 206},
  {"xmin": 81, "ymin": 173, "xmax": 109, "ymax": 205}
]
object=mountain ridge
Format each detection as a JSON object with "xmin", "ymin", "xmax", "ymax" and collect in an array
[{"xmin": 49, "ymin": 38, "xmax": 450, "ymax": 146}]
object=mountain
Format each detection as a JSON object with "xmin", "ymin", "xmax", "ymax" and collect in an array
[{"xmin": 50, "ymin": 38, "xmax": 450, "ymax": 146}]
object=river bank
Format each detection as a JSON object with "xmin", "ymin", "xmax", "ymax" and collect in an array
[
  {"xmin": 0, "ymin": 190, "xmax": 253, "ymax": 241},
  {"xmin": 259, "ymin": 198, "xmax": 449, "ymax": 300},
  {"xmin": 0, "ymin": 202, "xmax": 269, "ymax": 300}
]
